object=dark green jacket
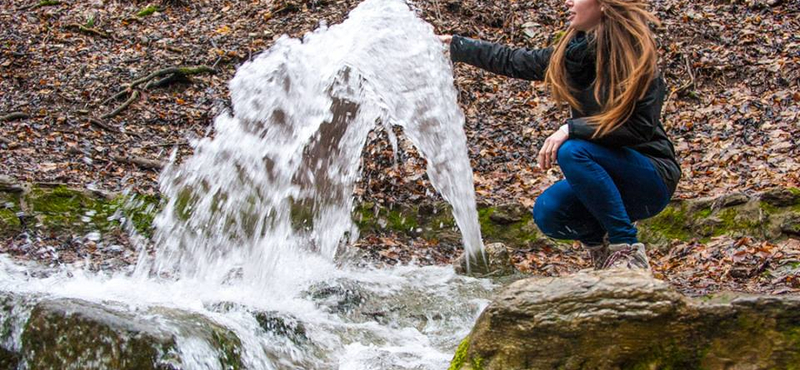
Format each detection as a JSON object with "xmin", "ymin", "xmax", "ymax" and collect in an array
[{"xmin": 450, "ymin": 34, "xmax": 681, "ymax": 194}]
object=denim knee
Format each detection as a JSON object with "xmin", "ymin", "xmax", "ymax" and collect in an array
[
  {"xmin": 532, "ymin": 197, "xmax": 558, "ymax": 238},
  {"xmin": 556, "ymin": 139, "xmax": 590, "ymax": 168}
]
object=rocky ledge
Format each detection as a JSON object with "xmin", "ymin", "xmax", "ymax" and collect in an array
[{"xmin": 450, "ymin": 269, "xmax": 800, "ymax": 370}]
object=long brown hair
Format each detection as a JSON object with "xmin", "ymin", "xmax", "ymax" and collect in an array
[{"xmin": 545, "ymin": 0, "xmax": 661, "ymax": 138}]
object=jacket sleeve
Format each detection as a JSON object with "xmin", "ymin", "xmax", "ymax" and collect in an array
[
  {"xmin": 450, "ymin": 35, "xmax": 553, "ymax": 81},
  {"xmin": 567, "ymin": 76, "xmax": 666, "ymax": 147}
]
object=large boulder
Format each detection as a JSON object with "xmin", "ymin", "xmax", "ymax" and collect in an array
[
  {"xmin": 17, "ymin": 298, "xmax": 243, "ymax": 370},
  {"xmin": 451, "ymin": 270, "xmax": 800, "ymax": 370}
]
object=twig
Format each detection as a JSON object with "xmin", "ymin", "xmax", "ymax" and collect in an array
[
  {"xmin": 664, "ymin": 55, "xmax": 697, "ymax": 109},
  {"xmin": 111, "ymin": 154, "xmax": 164, "ymax": 170},
  {"xmin": 0, "ymin": 136, "xmax": 19, "ymax": 149},
  {"xmin": 100, "ymin": 65, "xmax": 214, "ymax": 119},
  {"xmin": 101, "ymin": 89, "xmax": 130, "ymax": 106},
  {"xmin": 102, "ymin": 90, "xmax": 140, "ymax": 119},
  {"xmin": 142, "ymin": 140, "xmax": 190, "ymax": 148},
  {"xmin": 130, "ymin": 66, "xmax": 215, "ymax": 88},
  {"xmin": 88, "ymin": 117, "xmax": 120, "ymax": 133},
  {"xmin": 1, "ymin": 112, "xmax": 29, "ymax": 122},
  {"xmin": 66, "ymin": 23, "xmax": 109, "ymax": 38}
]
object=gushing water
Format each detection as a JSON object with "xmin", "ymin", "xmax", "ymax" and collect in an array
[
  {"xmin": 0, "ymin": 0, "xmax": 494, "ymax": 368},
  {"xmin": 139, "ymin": 0, "xmax": 483, "ymax": 287}
]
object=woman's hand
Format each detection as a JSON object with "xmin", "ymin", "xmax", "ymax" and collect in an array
[
  {"xmin": 537, "ymin": 127, "xmax": 569, "ymax": 170},
  {"xmin": 437, "ymin": 35, "xmax": 453, "ymax": 44}
]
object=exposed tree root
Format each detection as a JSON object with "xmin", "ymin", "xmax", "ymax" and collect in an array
[
  {"xmin": 101, "ymin": 91, "xmax": 140, "ymax": 119},
  {"xmin": 101, "ymin": 65, "xmax": 215, "ymax": 119}
]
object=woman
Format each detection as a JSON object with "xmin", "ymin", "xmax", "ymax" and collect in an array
[{"xmin": 440, "ymin": 0, "xmax": 680, "ymax": 270}]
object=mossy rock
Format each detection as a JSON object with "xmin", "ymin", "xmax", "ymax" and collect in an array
[
  {"xmin": 21, "ymin": 298, "xmax": 244, "ymax": 370},
  {"xmin": 454, "ymin": 270, "xmax": 800, "ymax": 369},
  {"xmin": 640, "ymin": 189, "xmax": 800, "ymax": 249},
  {"xmin": 21, "ymin": 298, "xmax": 178, "ymax": 370},
  {"xmin": 0, "ymin": 185, "xmax": 160, "ymax": 239}
]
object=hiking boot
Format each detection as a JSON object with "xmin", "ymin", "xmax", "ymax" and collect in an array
[
  {"xmin": 602, "ymin": 242, "xmax": 651, "ymax": 271},
  {"xmin": 582, "ymin": 242, "xmax": 610, "ymax": 270}
]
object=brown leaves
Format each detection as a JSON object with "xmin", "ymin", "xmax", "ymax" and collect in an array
[{"xmin": 652, "ymin": 237, "xmax": 800, "ymax": 295}]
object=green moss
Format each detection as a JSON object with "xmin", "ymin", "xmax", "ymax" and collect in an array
[
  {"xmin": 759, "ymin": 201, "xmax": 780, "ymax": 214},
  {"xmin": 136, "ymin": 5, "xmax": 160, "ymax": 17},
  {"xmin": 352, "ymin": 204, "xmax": 419, "ymax": 232},
  {"xmin": 290, "ymin": 198, "xmax": 314, "ymax": 230},
  {"xmin": 789, "ymin": 188, "xmax": 800, "ymax": 197},
  {"xmin": 0, "ymin": 208, "xmax": 21, "ymax": 236},
  {"xmin": 210, "ymin": 328, "xmax": 242, "ymax": 370},
  {"xmin": 624, "ymin": 340, "xmax": 703, "ymax": 370},
  {"xmin": 174, "ymin": 188, "xmax": 195, "ymax": 221},
  {"xmin": 33, "ymin": 0, "xmax": 60, "ymax": 8},
  {"xmin": 697, "ymin": 207, "xmax": 712, "ymax": 218},
  {"xmin": 477, "ymin": 207, "xmax": 540, "ymax": 247},
  {"xmin": 386, "ymin": 207, "xmax": 418, "ymax": 231},
  {"xmin": 18, "ymin": 186, "xmax": 161, "ymax": 237},
  {"xmin": 27, "ymin": 186, "xmax": 98, "ymax": 232},
  {"xmin": 716, "ymin": 208, "xmax": 759, "ymax": 236},
  {"xmin": 449, "ymin": 336, "xmax": 471, "ymax": 370},
  {"xmin": 639, "ymin": 203, "xmax": 691, "ymax": 241},
  {"xmin": 113, "ymin": 194, "xmax": 161, "ymax": 237}
]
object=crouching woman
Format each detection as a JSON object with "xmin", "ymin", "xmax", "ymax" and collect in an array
[{"xmin": 440, "ymin": 0, "xmax": 681, "ymax": 270}]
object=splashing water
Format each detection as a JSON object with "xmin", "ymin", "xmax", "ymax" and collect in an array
[
  {"xmin": 140, "ymin": 0, "xmax": 484, "ymax": 285},
  {"xmin": 0, "ymin": 0, "xmax": 495, "ymax": 368}
]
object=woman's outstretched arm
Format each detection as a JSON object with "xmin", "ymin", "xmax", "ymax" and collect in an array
[{"xmin": 445, "ymin": 35, "xmax": 553, "ymax": 81}]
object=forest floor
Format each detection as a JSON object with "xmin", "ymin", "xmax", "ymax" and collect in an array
[{"xmin": 1, "ymin": 0, "xmax": 799, "ymax": 295}]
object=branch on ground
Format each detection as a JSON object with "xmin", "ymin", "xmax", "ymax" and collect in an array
[
  {"xmin": 111, "ymin": 154, "xmax": 164, "ymax": 170},
  {"xmin": 101, "ymin": 65, "xmax": 215, "ymax": 119},
  {"xmin": 101, "ymin": 91, "xmax": 140, "ymax": 119},
  {"xmin": 88, "ymin": 118, "xmax": 143, "ymax": 139},
  {"xmin": 1, "ymin": 112, "xmax": 29, "ymax": 122}
]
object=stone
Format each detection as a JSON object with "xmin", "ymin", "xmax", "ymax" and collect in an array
[
  {"xmin": 0, "ymin": 175, "xmax": 22, "ymax": 193},
  {"xmin": 781, "ymin": 212, "xmax": 800, "ymax": 236},
  {"xmin": 253, "ymin": 311, "xmax": 308, "ymax": 345},
  {"xmin": 454, "ymin": 242, "xmax": 517, "ymax": 277},
  {"xmin": 19, "ymin": 298, "xmax": 244, "ymax": 370},
  {"xmin": 711, "ymin": 192, "xmax": 750, "ymax": 210},
  {"xmin": 760, "ymin": 187, "xmax": 800, "ymax": 207},
  {"xmin": 0, "ymin": 346, "xmax": 18, "ymax": 369},
  {"xmin": 488, "ymin": 203, "xmax": 527, "ymax": 225},
  {"xmin": 305, "ymin": 279, "xmax": 369, "ymax": 315},
  {"xmin": 451, "ymin": 270, "xmax": 800, "ymax": 370},
  {"xmin": 22, "ymin": 299, "xmax": 177, "ymax": 370}
]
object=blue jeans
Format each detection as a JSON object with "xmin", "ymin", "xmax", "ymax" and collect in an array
[{"xmin": 532, "ymin": 139, "xmax": 671, "ymax": 245}]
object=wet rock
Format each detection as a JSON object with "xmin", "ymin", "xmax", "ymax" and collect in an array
[
  {"xmin": 254, "ymin": 311, "xmax": 308, "ymax": 345},
  {"xmin": 22, "ymin": 299, "xmax": 177, "ymax": 370},
  {"xmin": 0, "ymin": 346, "xmax": 18, "ymax": 369},
  {"xmin": 454, "ymin": 242, "xmax": 517, "ymax": 277},
  {"xmin": 19, "ymin": 298, "xmax": 244, "ymax": 370},
  {"xmin": 488, "ymin": 203, "xmax": 527, "ymax": 225},
  {"xmin": 305, "ymin": 279, "xmax": 369, "ymax": 315},
  {"xmin": 760, "ymin": 187, "xmax": 800, "ymax": 207},
  {"xmin": 781, "ymin": 212, "xmax": 800, "ymax": 236},
  {"xmin": 451, "ymin": 269, "xmax": 800, "ymax": 370}
]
